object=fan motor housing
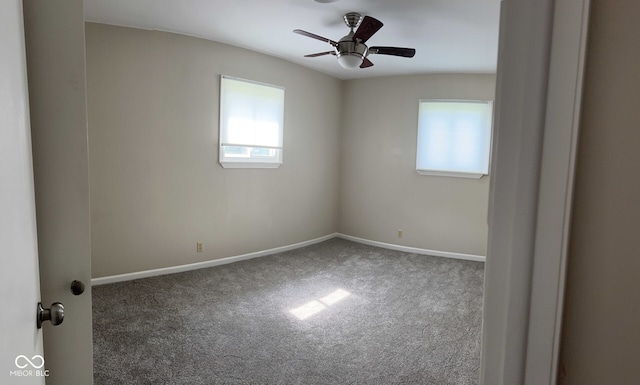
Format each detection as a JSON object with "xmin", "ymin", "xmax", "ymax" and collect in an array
[{"xmin": 336, "ymin": 36, "xmax": 368, "ymax": 61}]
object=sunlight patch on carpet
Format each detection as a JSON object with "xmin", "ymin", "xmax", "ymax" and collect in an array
[
  {"xmin": 289, "ymin": 300, "xmax": 326, "ymax": 320},
  {"xmin": 319, "ymin": 288, "xmax": 351, "ymax": 305},
  {"xmin": 289, "ymin": 288, "xmax": 352, "ymax": 320}
]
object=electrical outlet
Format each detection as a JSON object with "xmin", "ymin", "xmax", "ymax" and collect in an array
[
  {"xmin": 398, "ymin": 229, "xmax": 403, "ymax": 238},
  {"xmin": 196, "ymin": 242, "xmax": 203, "ymax": 252}
]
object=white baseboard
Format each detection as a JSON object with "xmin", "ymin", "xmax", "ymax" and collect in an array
[
  {"xmin": 336, "ymin": 233, "xmax": 486, "ymax": 263},
  {"xmin": 92, "ymin": 232, "xmax": 485, "ymax": 286},
  {"xmin": 91, "ymin": 233, "xmax": 338, "ymax": 286}
]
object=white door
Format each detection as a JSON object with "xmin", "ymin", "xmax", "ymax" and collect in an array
[
  {"xmin": 2, "ymin": 1, "xmax": 94, "ymax": 384},
  {"xmin": 22, "ymin": 0, "xmax": 94, "ymax": 384},
  {"xmin": 0, "ymin": 1, "xmax": 45, "ymax": 384}
]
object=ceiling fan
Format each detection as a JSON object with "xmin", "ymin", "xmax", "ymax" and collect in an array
[{"xmin": 293, "ymin": 12, "xmax": 416, "ymax": 69}]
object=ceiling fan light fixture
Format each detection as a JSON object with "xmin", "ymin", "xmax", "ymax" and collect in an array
[
  {"xmin": 335, "ymin": 38, "xmax": 367, "ymax": 69},
  {"xmin": 336, "ymin": 54, "xmax": 363, "ymax": 69}
]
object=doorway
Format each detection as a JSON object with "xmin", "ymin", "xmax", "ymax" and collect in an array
[{"xmin": 20, "ymin": 1, "xmax": 590, "ymax": 384}]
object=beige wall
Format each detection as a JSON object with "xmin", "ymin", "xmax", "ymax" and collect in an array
[
  {"xmin": 339, "ymin": 74, "xmax": 495, "ymax": 256},
  {"xmin": 86, "ymin": 23, "xmax": 342, "ymax": 278},
  {"xmin": 87, "ymin": 23, "xmax": 495, "ymax": 277},
  {"xmin": 559, "ymin": 1, "xmax": 640, "ymax": 384}
]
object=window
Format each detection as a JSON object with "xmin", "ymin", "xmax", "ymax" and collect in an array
[
  {"xmin": 219, "ymin": 75, "xmax": 285, "ymax": 168},
  {"xmin": 416, "ymin": 100, "xmax": 493, "ymax": 178}
]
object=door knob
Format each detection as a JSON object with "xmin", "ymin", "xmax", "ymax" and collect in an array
[{"xmin": 37, "ymin": 302, "xmax": 64, "ymax": 329}]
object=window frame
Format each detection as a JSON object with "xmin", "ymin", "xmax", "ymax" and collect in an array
[
  {"xmin": 415, "ymin": 99, "xmax": 494, "ymax": 179},
  {"xmin": 218, "ymin": 75, "xmax": 285, "ymax": 169}
]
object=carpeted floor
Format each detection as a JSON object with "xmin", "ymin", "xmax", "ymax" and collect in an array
[{"xmin": 92, "ymin": 238, "xmax": 484, "ymax": 385}]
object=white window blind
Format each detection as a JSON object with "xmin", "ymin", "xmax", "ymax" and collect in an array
[
  {"xmin": 219, "ymin": 75, "xmax": 285, "ymax": 168},
  {"xmin": 416, "ymin": 100, "xmax": 493, "ymax": 178}
]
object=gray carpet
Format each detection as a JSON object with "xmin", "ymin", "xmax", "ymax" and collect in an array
[{"xmin": 93, "ymin": 238, "xmax": 484, "ymax": 385}]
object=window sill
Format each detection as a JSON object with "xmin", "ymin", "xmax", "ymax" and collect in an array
[
  {"xmin": 220, "ymin": 161, "xmax": 282, "ymax": 169},
  {"xmin": 416, "ymin": 169, "xmax": 487, "ymax": 179}
]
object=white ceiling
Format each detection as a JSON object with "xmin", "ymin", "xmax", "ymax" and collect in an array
[{"xmin": 84, "ymin": 0, "xmax": 500, "ymax": 80}]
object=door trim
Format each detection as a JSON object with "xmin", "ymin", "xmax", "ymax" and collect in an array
[{"xmin": 481, "ymin": 0, "xmax": 590, "ymax": 384}]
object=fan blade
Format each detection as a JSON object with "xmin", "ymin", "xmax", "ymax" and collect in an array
[
  {"xmin": 353, "ymin": 16, "xmax": 383, "ymax": 43},
  {"xmin": 293, "ymin": 29, "xmax": 338, "ymax": 47},
  {"xmin": 304, "ymin": 51, "xmax": 335, "ymax": 58},
  {"xmin": 360, "ymin": 57, "xmax": 374, "ymax": 68},
  {"xmin": 370, "ymin": 46, "xmax": 416, "ymax": 58}
]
